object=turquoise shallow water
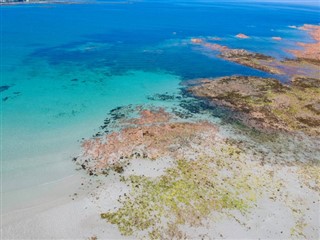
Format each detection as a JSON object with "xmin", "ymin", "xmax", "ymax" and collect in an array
[
  {"xmin": 2, "ymin": 66, "xmax": 182, "ymax": 212},
  {"xmin": 1, "ymin": 1, "xmax": 320, "ymax": 213}
]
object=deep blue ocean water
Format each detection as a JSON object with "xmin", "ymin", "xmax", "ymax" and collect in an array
[{"xmin": 1, "ymin": 0, "xmax": 320, "ymax": 213}]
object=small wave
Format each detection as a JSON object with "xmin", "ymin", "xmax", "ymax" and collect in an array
[{"xmin": 39, "ymin": 174, "xmax": 77, "ymax": 186}]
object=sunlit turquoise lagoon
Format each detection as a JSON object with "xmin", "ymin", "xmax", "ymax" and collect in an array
[{"xmin": 1, "ymin": 0, "xmax": 319, "ymax": 220}]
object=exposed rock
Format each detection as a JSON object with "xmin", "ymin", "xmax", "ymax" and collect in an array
[
  {"xmin": 288, "ymin": 24, "xmax": 320, "ymax": 63},
  {"xmin": 190, "ymin": 25, "xmax": 320, "ymax": 78},
  {"xmin": 190, "ymin": 38, "xmax": 204, "ymax": 44},
  {"xmin": 219, "ymin": 49, "xmax": 281, "ymax": 74},
  {"xmin": 190, "ymin": 40, "xmax": 282, "ymax": 74},
  {"xmin": 236, "ymin": 33, "xmax": 250, "ymax": 39},
  {"xmin": 189, "ymin": 76, "xmax": 320, "ymax": 135},
  {"xmin": 272, "ymin": 37, "xmax": 282, "ymax": 41},
  {"xmin": 77, "ymin": 108, "xmax": 217, "ymax": 174},
  {"xmin": 292, "ymin": 76, "xmax": 320, "ymax": 88},
  {"xmin": 71, "ymin": 25, "xmax": 320, "ymax": 239}
]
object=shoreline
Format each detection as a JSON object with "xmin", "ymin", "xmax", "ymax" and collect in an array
[
  {"xmin": 3, "ymin": 111, "xmax": 319, "ymax": 239},
  {"xmin": 70, "ymin": 93, "xmax": 319, "ymax": 239},
  {"xmin": 2, "ymin": 22, "xmax": 320, "ymax": 239},
  {"xmin": 0, "ymin": 0, "xmax": 132, "ymax": 6}
]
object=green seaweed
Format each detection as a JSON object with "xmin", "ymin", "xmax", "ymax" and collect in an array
[{"xmin": 100, "ymin": 145, "xmax": 272, "ymax": 238}]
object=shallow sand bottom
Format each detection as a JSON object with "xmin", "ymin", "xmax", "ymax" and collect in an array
[{"xmin": 2, "ymin": 160, "xmax": 319, "ymax": 239}]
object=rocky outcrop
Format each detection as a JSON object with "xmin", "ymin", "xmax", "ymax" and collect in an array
[
  {"xmin": 236, "ymin": 33, "xmax": 250, "ymax": 39},
  {"xmin": 288, "ymin": 24, "xmax": 320, "ymax": 63},
  {"xmin": 272, "ymin": 37, "xmax": 282, "ymax": 41},
  {"xmin": 76, "ymin": 108, "xmax": 218, "ymax": 175},
  {"xmin": 190, "ymin": 25, "xmax": 320, "ymax": 78},
  {"xmin": 189, "ymin": 76, "xmax": 320, "ymax": 135},
  {"xmin": 219, "ymin": 48, "xmax": 282, "ymax": 74}
]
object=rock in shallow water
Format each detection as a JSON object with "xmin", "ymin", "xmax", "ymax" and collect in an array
[{"xmin": 189, "ymin": 76, "xmax": 320, "ymax": 136}]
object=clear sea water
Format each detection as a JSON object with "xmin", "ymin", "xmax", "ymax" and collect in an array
[{"xmin": 1, "ymin": 0, "xmax": 319, "ymax": 214}]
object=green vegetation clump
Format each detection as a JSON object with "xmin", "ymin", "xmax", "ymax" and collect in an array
[{"xmin": 100, "ymin": 145, "xmax": 273, "ymax": 239}]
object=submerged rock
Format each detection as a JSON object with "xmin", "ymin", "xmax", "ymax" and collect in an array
[
  {"xmin": 146, "ymin": 93, "xmax": 176, "ymax": 101},
  {"xmin": 0, "ymin": 85, "xmax": 10, "ymax": 92}
]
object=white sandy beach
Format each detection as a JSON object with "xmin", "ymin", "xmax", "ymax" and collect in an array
[{"xmin": 2, "ymin": 128, "xmax": 319, "ymax": 239}]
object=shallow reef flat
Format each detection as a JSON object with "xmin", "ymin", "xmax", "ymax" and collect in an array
[
  {"xmin": 189, "ymin": 75, "xmax": 320, "ymax": 135},
  {"xmin": 188, "ymin": 24, "xmax": 320, "ymax": 136},
  {"xmin": 70, "ymin": 24, "xmax": 320, "ymax": 239},
  {"xmin": 72, "ymin": 104, "xmax": 319, "ymax": 239},
  {"xmin": 77, "ymin": 108, "xmax": 218, "ymax": 174},
  {"xmin": 288, "ymin": 24, "xmax": 320, "ymax": 63},
  {"xmin": 190, "ymin": 30, "xmax": 320, "ymax": 79},
  {"xmin": 2, "ymin": 2, "xmax": 320, "ymax": 239},
  {"xmin": 190, "ymin": 39, "xmax": 283, "ymax": 75}
]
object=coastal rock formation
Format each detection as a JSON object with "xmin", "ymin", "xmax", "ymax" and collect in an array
[
  {"xmin": 76, "ymin": 105, "xmax": 319, "ymax": 239},
  {"xmin": 236, "ymin": 33, "xmax": 250, "ymax": 39},
  {"xmin": 88, "ymin": 106, "xmax": 320, "ymax": 239},
  {"xmin": 77, "ymin": 108, "xmax": 217, "ymax": 174},
  {"xmin": 272, "ymin": 37, "xmax": 282, "ymax": 41},
  {"xmin": 191, "ymin": 40, "xmax": 320, "ymax": 78},
  {"xmin": 219, "ymin": 48, "xmax": 282, "ymax": 74},
  {"xmin": 189, "ymin": 76, "xmax": 320, "ymax": 135},
  {"xmin": 188, "ymin": 25, "xmax": 320, "ymax": 135},
  {"xmin": 73, "ymin": 24, "xmax": 320, "ymax": 240},
  {"xmin": 288, "ymin": 24, "xmax": 320, "ymax": 63},
  {"xmin": 190, "ymin": 38, "xmax": 203, "ymax": 44},
  {"xmin": 190, "ymin": 24, "xmax": 320, "ymax": 79},
  {"xmin": 191, "ymin": 40, "xmax": 282, "ymax": 74}
]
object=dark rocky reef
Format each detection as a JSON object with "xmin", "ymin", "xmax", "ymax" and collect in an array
[
  {"xmin": 0, "ymin": 85, "xmax": 11, "ymax": 92},
  {"xmin": 189, "ymin": 76, "xmax": 320, "ymax": 136},
  {"xmin": 219, "ymin": 49, "xmax": 281, "ymax": 74}
]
